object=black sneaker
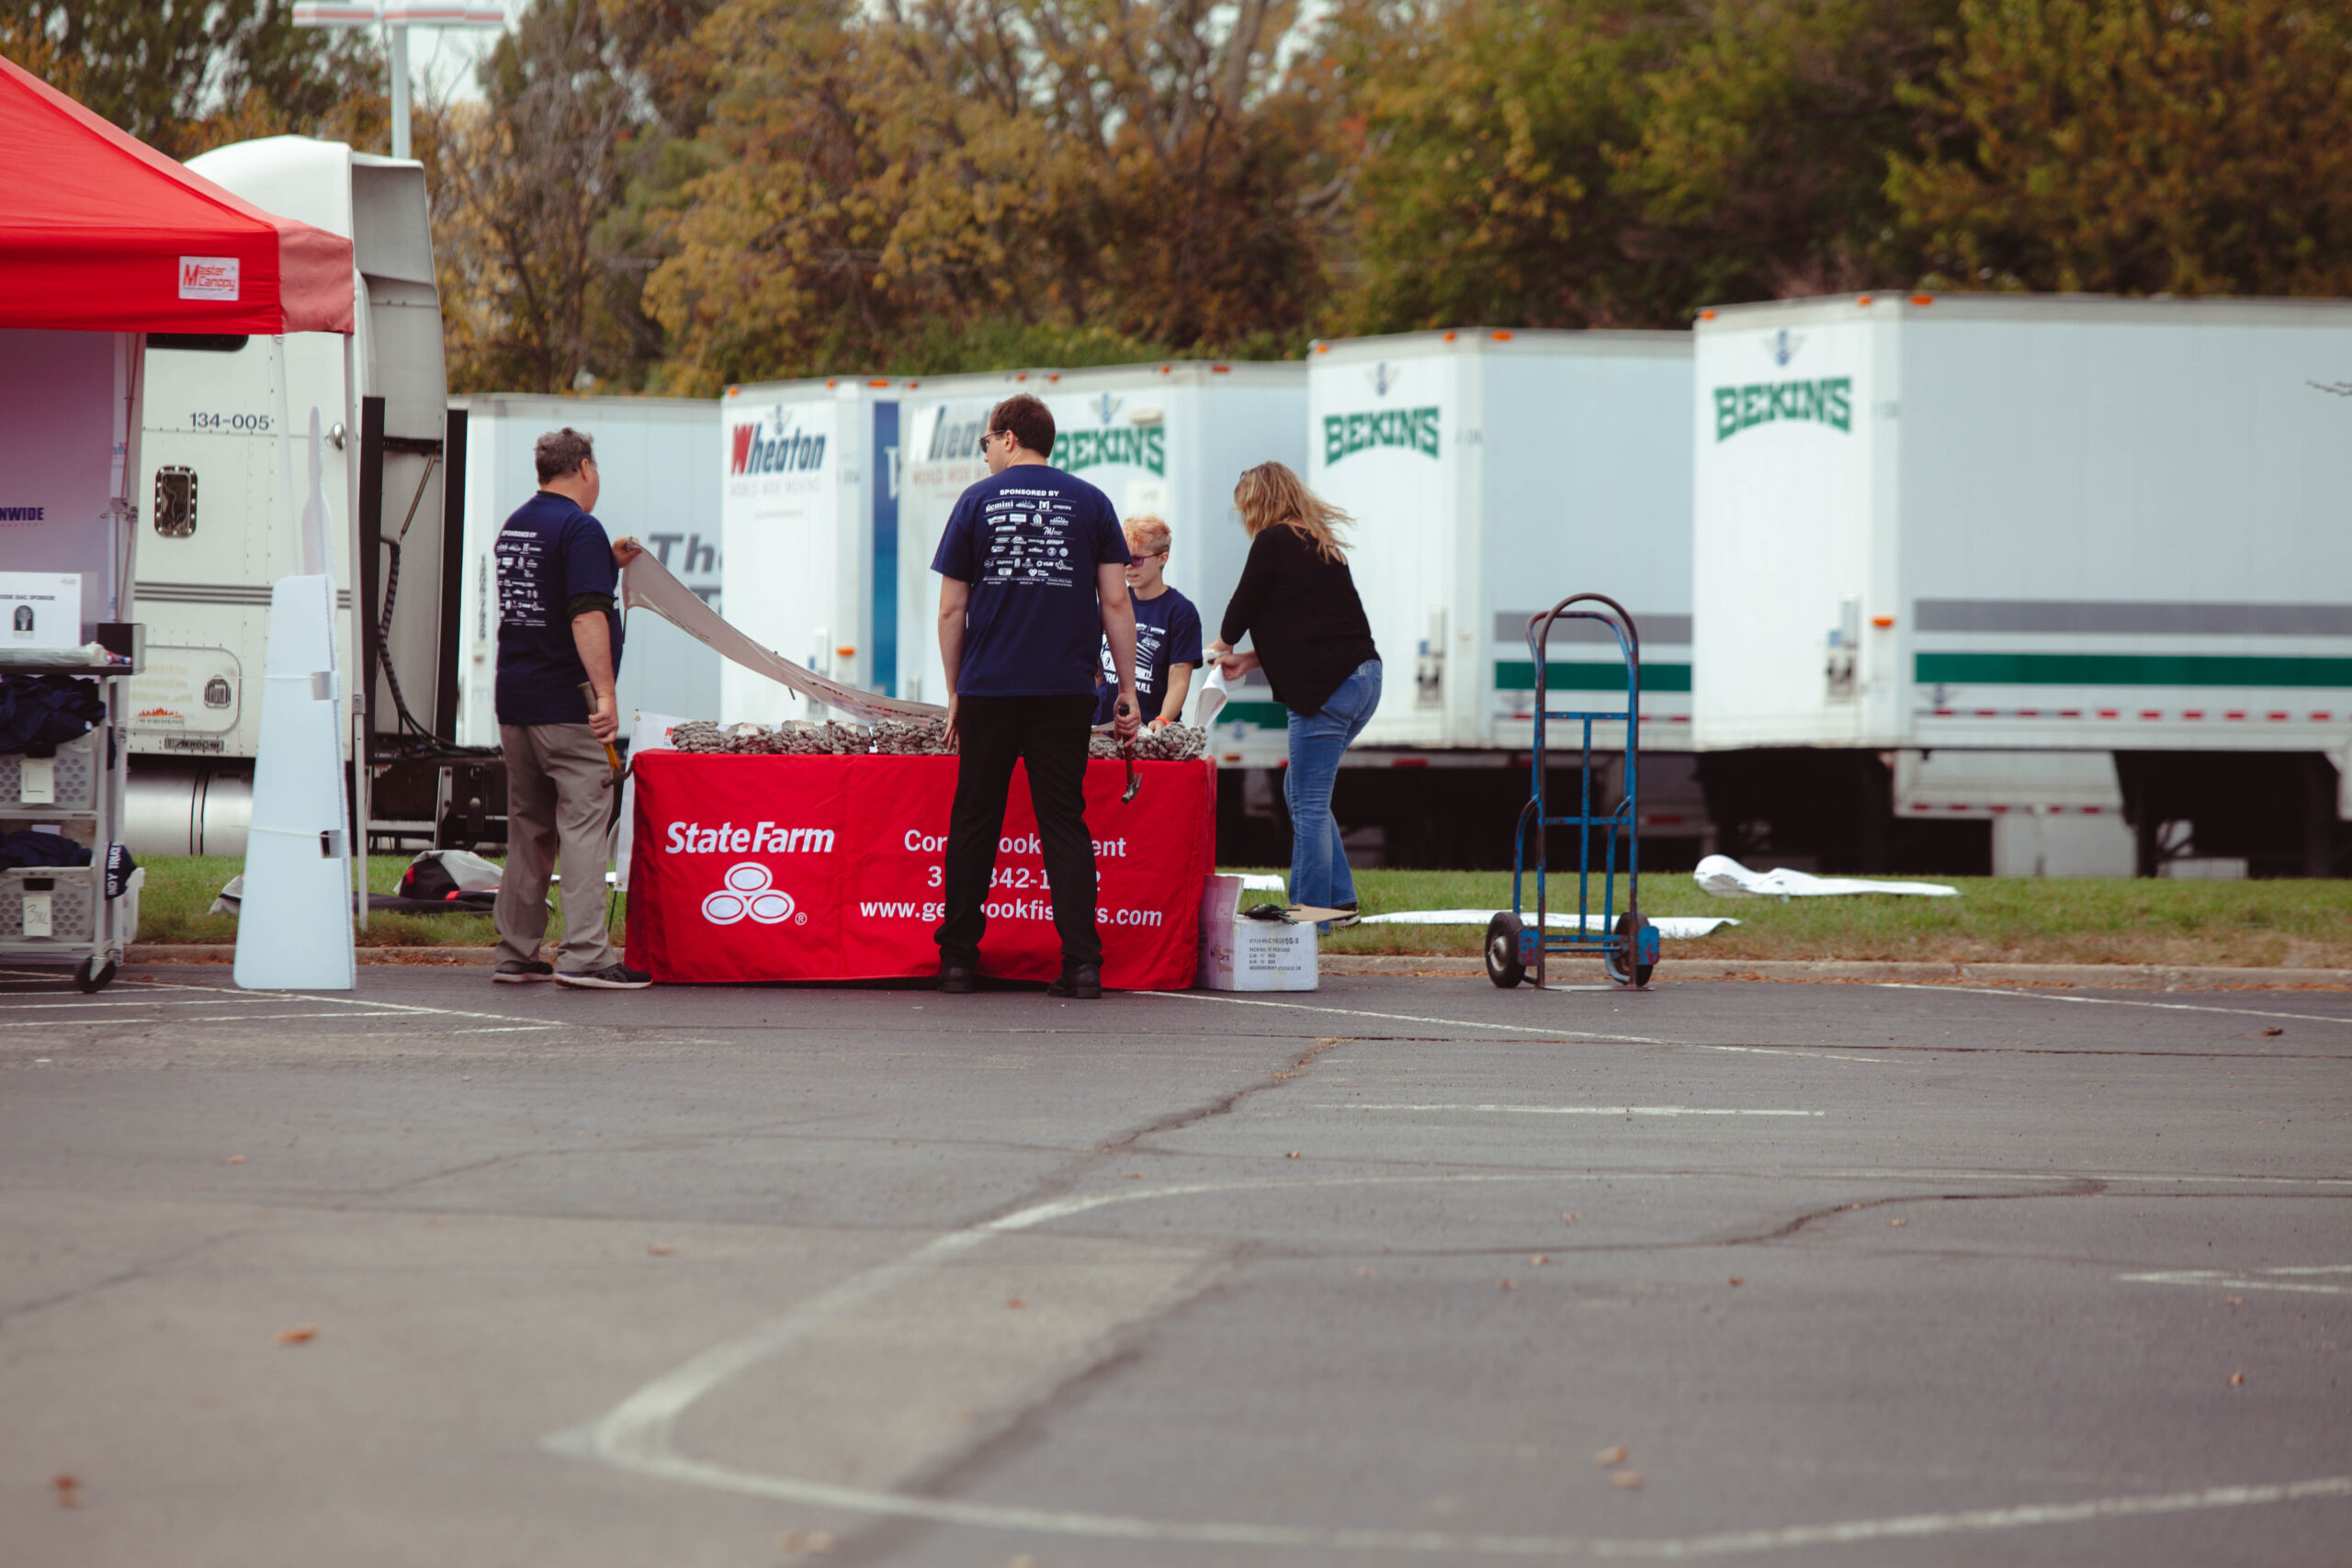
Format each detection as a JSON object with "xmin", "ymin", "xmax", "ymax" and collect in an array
[
  {"xmin": 555, "ymin": 962, "xmax": 652, "ymax": 990},
  {"xmin": 1329, "ymin": 901, "xmax": 1362, "ymax": 931},
  {"xmin": 492, "ymin": 960, "xmax": 555, "ymax": 984},
  {"xmin": 1046, "ymin": 964, "xmax": 1102, "ymax": 999},
  {"xmin": 938, "ymin": 963, "xmax": 978, "ymax": 994}
]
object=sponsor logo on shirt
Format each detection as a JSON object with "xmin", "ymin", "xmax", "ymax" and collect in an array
[{"xmin": 177, "ymin": 257, "xmax": 240, "ymax": 300}]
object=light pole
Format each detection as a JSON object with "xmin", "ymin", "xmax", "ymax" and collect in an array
[{"xmin": 293, "ymin": 3, "xmax": 507, "ymax": 162}]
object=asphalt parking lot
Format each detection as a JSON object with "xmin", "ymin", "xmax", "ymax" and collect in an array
[{"xmin": 3, "ymin": 963, "xmax": 2347, "ymax": 1566}]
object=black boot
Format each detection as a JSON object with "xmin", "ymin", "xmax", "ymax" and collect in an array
[
  {"xmin": 938, "ymin": 963, "xmax": 978, "ymax": 994},
  {"xmin": 1046, "ymin": 964, "xmax": 1102, "ymax": 999}
]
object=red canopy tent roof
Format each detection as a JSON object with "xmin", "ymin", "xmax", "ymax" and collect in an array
[{"xmin": 0, "ymin": 55, "xmax": 354, "ymax": 334}]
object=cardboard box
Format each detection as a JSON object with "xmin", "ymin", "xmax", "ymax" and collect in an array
[
  {"xmin": 1196, "ymin": 873, "xmax": 1317, "ymax": 991},
  {"xmin": 1, "ymin": 572, "xmax": 81, "ymax": 650}
]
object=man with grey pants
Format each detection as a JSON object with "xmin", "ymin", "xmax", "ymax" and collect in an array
[{"xmin": 491, "ymin": 427, "xmax": 650, "ymax": 987}]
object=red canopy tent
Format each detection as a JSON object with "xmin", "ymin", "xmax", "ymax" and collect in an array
[{"xmin": 0, "ymin": 53, "xmax": 353, "ymax": 334}]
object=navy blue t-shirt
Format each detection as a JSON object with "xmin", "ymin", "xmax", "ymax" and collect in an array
[
  {"xmin": 1093, "ymin": 585, "xmax": 1203, "ymax": 725},
  {"xmin": 932, "ymin": 465, "xmax": 1130, "ymax": 697},
  {"xmin": 493, "ymin": 491, "xmax": 622, "ymax": 726}
]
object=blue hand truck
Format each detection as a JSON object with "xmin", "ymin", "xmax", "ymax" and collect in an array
[{"xmin": 1486, "ymin": 592, "xmax": 1658, "ymax": 989}]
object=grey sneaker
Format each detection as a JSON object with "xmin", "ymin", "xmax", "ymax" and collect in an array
[
  {"xmin": 555, "ymin": 962, "xmax": 652, "ymax": 990},
  {"xmin": 492, "ymin": 960, "xmax": 555, "ymax": 984},
  {"xmin": 1329, "ymin": 902, "xmax": 1362, "ymax": 931}
]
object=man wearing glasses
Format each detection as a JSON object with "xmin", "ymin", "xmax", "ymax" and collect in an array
[
  {"xmin": 1092, "ymin": 514, "xmax": 1202, "ymax": 730},
  {"xmin": 930, "ymin": 394, "xmax": 1140, "ymax": 998}
]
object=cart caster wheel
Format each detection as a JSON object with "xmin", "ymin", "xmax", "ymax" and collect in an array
[
  {"xmin": 74, "ymin": 958, "xmax": 119, "ymax": 994},
  {"xmin": 1602, "ymin": 911, "xmax": 1655, "ymax": 989},
  {"xmin": 1485, "ymin": 912, "xmax": 1526, "ymax": 989}
]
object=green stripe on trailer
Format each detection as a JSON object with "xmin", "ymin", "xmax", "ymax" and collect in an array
[
  {"xmin": 1916, "ymin": 653, "xmax": 2352, "ymax": 688},
  {"xmin": 1217, "ymin": 701, "xmax": 1290, "ymax": 727},
  {"xmin": 1494, "ymin": 661, "xmax": 1693, "ymax": 693}
]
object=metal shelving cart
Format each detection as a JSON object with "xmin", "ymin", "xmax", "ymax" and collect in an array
[{"xmin": 2, "ymin": 637, "xmax": 142, "ymax": 992}]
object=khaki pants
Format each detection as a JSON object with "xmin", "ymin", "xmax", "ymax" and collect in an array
[{"xmin": 495, "ymin": 722, "xmax": 617, "ymax": 971}]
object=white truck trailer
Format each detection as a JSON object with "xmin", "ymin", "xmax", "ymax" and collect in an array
[
  {"xmin": 1301, "ymin": 329, "xmax": 1702, "ymax": 865},
  {"xmin": 1691, "ymin": 292, "xmax": 2352, "ymax": 876},
  {"xmin": 451, "ymin": 394, "xmax": 720, "ymax": 745},
  {"xmin": 125, "ymin": 135, "xmax": 460, "ymax": 857},
  {"xmin": 893, "ymin": 360, "xmax": 1308, "ymax": 712},
  {"xmin": 717, "ymin": 376, "xmax": 901, "ymax": 725}
]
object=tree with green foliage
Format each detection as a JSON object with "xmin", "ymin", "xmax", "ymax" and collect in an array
[{"xmin": 1890, "ymin": 0, "xmax": 2352, "ymax": 295}]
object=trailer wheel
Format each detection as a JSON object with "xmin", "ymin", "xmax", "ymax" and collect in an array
[
  {"xmin": 1485, "ymin": 912, "xmax": 1526, "ymax": 989},
  {"xmin": 74, "ymin": 958, "xmax": 118, "ymax": 994},
  {"xmin": 1602, "ymin": 911, "xmax": 1654, "ymax": 989}
]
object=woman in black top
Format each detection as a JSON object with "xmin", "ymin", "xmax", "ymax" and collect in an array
[{"xmin": 1211, "ymin": 462, "xmax": 1382, "ymax": 926}]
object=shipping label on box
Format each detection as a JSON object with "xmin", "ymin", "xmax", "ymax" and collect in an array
[
  {"xmin": 1196, "ymin": 873, "xmax": 1317, "ymax": 991},
  {"xmin": 0, "ymin": 572, "xmax": 81, "ymax": 650}
]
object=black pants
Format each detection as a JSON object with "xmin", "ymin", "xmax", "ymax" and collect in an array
[{"xmin": 936, "ymin": 694, "xmax": 1102, "ymax": 971}]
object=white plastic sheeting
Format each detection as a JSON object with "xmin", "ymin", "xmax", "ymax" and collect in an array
[{"xmin": 1693, "ymin": 854, "xmax": 1958, "ymax": 899}]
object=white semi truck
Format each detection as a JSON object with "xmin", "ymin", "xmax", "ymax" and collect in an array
[
  {"xmin": 124, "ymin": 134, "xmax": 465, "ymax": 857},
  {"xmin": 1691, "ymin": 292, "xmax": 2352, "ymax": 876}
]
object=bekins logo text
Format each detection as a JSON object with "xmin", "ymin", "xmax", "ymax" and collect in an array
[
  {"xmin": 1323, "ymin": 406, "xmax": 1441, "ymax": 464},
  {"xmin": 1711, "ymin": 378, "xmax": 1852, "ymax": 442},
  {"xmin": 665, "ymin": 820, "xmax": 835, "ymax": 854}
]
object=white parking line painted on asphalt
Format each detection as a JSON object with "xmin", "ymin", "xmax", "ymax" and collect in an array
[
  {"xmin": 551, "ymin": 1172, "xmax": 2352, "ymax": 1555},
  {"xmin": 99, "ymin": 975, "xmax": 572, "ymax": 1030},
  {"xmin": 1148, "ymin": 991, "xmax": 1889, "ymax": 1063},
  {"xmin": 1880, "ymin": 983, "xmax": 2352, "ymax": 1028},
  {"xmin": 2117, "ymin": 1264, "xmax": 2352, "ymax": 1296},
  {"xmin": 0, "ymin": 997, "xmax": 290, "ymax": 1009},
  {"xmin": 1314, "ymin": 1104, "xmax": 1825, "ymax": 1117}
]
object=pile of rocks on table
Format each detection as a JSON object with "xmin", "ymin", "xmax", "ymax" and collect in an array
[{"xmin": 665, "ymin": 717, "xmax": 1206, "ymax": 761}]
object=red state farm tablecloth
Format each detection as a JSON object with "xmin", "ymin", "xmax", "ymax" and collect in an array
[{"xmin": 625, "ymin": 753, "xmax": 1215, "ymax": 988}]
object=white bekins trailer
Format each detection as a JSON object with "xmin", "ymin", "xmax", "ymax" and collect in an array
[
  {"xmin": 452, "ymin": 394, "xmax": 720, "ymax": 745},
  {"xmin": 1301, "ymin": 330, "xmax": 1702, "ymax": 864},
  {"xmin": 1691, "ymin": 293, "xmax": 2352, "ymax": 876}
]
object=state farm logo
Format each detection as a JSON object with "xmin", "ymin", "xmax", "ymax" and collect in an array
[
  {"xmin": 178, "ymin": 256, "xmax": 240, "ymax": 301},
  {"xmin": 703, "ymin": 863, "xmax": 803, "ymax": 926}
]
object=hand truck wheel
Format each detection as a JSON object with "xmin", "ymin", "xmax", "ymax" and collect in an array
[
  {"xmin": 1601, "ymin": 910, "xmax": 1655, "ymax": 989},
  {"xmin": 1485, "ymin": 911, "xmax": 1526, "ymax": 989},
  {"xmin": 74, "ymin": 957, "xmax": 119, "ymax": 994}
]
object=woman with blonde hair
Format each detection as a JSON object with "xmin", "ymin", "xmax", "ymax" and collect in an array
[{"xmin": 1210, "ymin": 462, "xmax": 1382, "ymax": 927}]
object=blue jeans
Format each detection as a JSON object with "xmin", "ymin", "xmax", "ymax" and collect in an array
[{"xmin": 1284, "ymin": 659, "xmax": 1382, "ymax": 918}]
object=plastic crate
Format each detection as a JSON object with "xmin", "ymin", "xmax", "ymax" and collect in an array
[
  {"xmin": 1, "ymin": 864, "xmax": 99, "ymax": 946},
  {"xmin": 0, "ymin": 728, "xmax": 102, "ymax": 813}
]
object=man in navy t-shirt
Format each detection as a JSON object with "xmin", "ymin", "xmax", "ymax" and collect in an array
[
  {"xmin": 491, "ymin": 427, "xmax": 648, "ymax": 989},
  {"xmin": 930, "ymin": 393, "xmax": 1139, "ymax": 998},
  {"xmin": 1092, "ymin": 514, "xmax": 1203, "ymax": 728}
]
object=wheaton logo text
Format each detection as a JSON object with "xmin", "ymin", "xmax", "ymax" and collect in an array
[
  {"xmin": 1712, "ymin": 378, "xmax": 1852, "ymax": 441},
  {"xmin": 1323, "ymin": 406, "xmax": 1441, "ymax": 464},
  {"xmin": 665, "ymin": 820, "xmax": 835, "ymax": 854},
  {"xmin": 729, "ymin": 423, "xmax": 827, "ymax": 476}
]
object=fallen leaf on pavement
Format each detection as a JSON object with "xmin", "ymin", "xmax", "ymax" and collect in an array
[
  {"xmin": 1530, "ymin": 1255, "xmax": 1551, "ymax": 1266},
  {"xmin": 647, "ymin": 1244, "xmax": 674, "ymax": 1257},
  {"xmin": 777, "ymin": 1530, "xmax": 835, "ymax": 1554},
  {"xmin": 2230, "ymin": 1371, "xmax": 2245, "ymax": 1386},
  {"xmin": 277, "ymin": 1325, "xmax": 316, "ymax": 1345},
  {"xmin": 1593, "ymin": 1445, "xmax": 1629, "ymax": 1466},
  {"xmin": 2223, "ymin": 1296, "xmax": 2244, "ymax": 1305},
  {"xmin": 1352, "ymin": 1267, "xmax": 1375, "ymax": 1278},
  {"xmin": 1889, "ymin": 1218, "xmax": 1907, "ymax": 1227},
  {"xmin": 53, "ymin": 1473, "xmax": 79, "ymax": 1508},
  {"xmin": 1006, "ymin": 1298, "xmax": 1026, "ymax": 1309},
  {"xmin": 1611, "ymin": 1470, "xmax": 1645, "ymax": 1489},
  {"xmin": 1498, "ymin": 1279, "xmax": 1517, "ymax": 1291},
  {"xmin": 223, "ymin": 1156, "xmax": 246, "ymax": 1165},
  {"xmin": 1123, "ymin": 1172, "xmax": 1145, "ymax": 1179},
  {"xmin": 2262, "ymin": 1027, "xmax": 2284, "ymax": 1037},
  {"xmin": 1729, "ymin": 1277, "xmax": 1746, "ymax": 1287},
  {"xmin": 1562, "ymin": 1213, "xmax": 1578, "ymax": 1223},
  {"xmin": 1286, "ymin": 1151, "xmax": 1302, "ymax": 1158}
]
